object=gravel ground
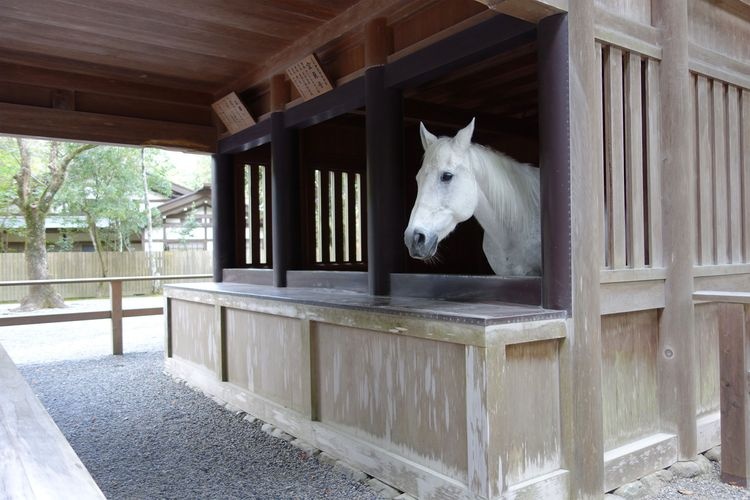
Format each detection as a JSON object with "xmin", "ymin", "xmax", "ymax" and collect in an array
[
  {"xmin": 643, "ymin": 461, "xmax": 750, "ymax": 499},
  {"xmin": 18, "ymin": 351, "xmax": 383, "ymax": 500}
]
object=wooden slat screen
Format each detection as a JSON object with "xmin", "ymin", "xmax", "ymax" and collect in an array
[
  {"xmin": 691, "ymin": 74, "xmax": 749, "ymax": 266},
  {"xmin": 599, "ymin": 43, "xmax": 663, "ymax": 270},
  {"xmin": 313, "ymin": 168, "xmax": 365, "ymax": 267},
  {"xmin": 244, "ymin": 163, "xmax": 271, "ymax": 267}
]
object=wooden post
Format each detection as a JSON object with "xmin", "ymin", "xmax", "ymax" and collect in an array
[
  {"xmin": 110, "ymin": 280, "xmax": 123, "ymax": 356},
  {"xmin": 719, "ymin": 303, "xmax": 750, "ymax": 486},
  {"xmin": 365, "ymin": 66, "xmax": 403, "ymax": 296},
  {"xmin": 538, "ymin": 13, "xmax": 571, "ymax": 312},
  {"xmin": 558, "ymin": 5, "xmax": 605, "ymax": 498},
  {"xmin": 271, "ymin": 112, "xmax": 300, "ymax": 287},
  {"xmin": 654, "ymin": 0, "xmax": 697, "ymax": 459},
  {"xmin": 211, "ymin": 153, "xmax": 237, "ymax": 282}
]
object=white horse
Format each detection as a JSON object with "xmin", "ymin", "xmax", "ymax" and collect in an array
[{"xmin": 404, "ymin": 119, "xmax": 541, "ymax": 276}]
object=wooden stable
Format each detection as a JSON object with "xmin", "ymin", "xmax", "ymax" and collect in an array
[{"xmin": 2, "ymin": 1, "xmax": 750, "ymax": 498}]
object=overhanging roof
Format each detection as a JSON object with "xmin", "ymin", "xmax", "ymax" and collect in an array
[{"xmin": 0, "ymin": 0, "xmax": 560, "ymax": 153}]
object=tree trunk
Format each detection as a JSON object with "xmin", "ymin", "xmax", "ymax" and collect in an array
[
  {"xmin": 87, "ymin": 216, "xmax": 108, "ymax": 278},
  {"xmin": 18, "ymin": 209, "xmax": 65, "ymax": 310},
  {"xmin": 141, "ymin": 149, "xmax": 159, "ymax": 293}
]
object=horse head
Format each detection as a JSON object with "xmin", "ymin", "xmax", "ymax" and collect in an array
[{"xmin": 404, "ymin": 118, "xmax": 478, "ymax": 261}]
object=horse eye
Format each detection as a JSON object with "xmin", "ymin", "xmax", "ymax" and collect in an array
[{"xmin": 440, "ymin": 171, "xmax": 454, "ymax": 182}]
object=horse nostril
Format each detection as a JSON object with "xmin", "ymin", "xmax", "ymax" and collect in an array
[{"xmin": 414, "ymin": 231, "xmax": 426, "ymax": 247}]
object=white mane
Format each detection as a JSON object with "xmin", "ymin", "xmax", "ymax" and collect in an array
[{"xmin": 466, "ymin": 144, "xmax": 540, "ymax": 235}]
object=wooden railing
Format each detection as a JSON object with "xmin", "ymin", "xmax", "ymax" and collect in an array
[
  {"xmin": 693, "ymin": 290, "xmax": 750, "ymax": 486},
  {"xmin": 0, "ymin": 275, "xmax": 211, "ymax": 355}
]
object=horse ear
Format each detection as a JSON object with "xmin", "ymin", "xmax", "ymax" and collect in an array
[
  {"xmin": 419, "ymin": 122, "xmax": 437, "ymax": 150},
  {"xmin": 454, "ymin": 118, "xmax": 475, "ymax": 150}
]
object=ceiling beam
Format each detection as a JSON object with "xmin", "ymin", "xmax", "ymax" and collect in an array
[
  {"xmin": 475, "ymin": 0, "xmax": 567, "ymax": 23},
  {"xmin": 214, "ymin": 0, "xmax": 409, "ymax": 99},
  {"xmin": 0, "ymin": 102, "xmax": 215, "ymax": 152},
  {"xmin": 0, "ymin": 62, "xmax": 212, "ymax": 105}
]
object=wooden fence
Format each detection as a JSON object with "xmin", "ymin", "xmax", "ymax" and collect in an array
[{"xmin": 0, "ymin": 250, "xmax": 212, "ymax": 302}]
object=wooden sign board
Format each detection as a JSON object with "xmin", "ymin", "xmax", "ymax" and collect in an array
[
  {"xmin": 286, "ymin": 54, "xmax": 333, "ymax": 101},
  {"xmin": 211, "ymin": 92, "xmax": 255, "ymax": 134}
]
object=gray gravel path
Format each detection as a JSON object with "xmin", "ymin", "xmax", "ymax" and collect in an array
[
  {"xmin": 643, "ymin": 461, "xmax": 750, "ymax": 500},
  {"xmin": 18, "ymin": 351, "xmax": 382, "ymax": 500}
]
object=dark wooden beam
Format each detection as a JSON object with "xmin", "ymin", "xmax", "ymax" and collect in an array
[
  {"xmin": 366, "ymin": 66, "xmax": 403, "ymax": 296},
  {"xmin": 212, "ymin": 154, "xmax": 238, "ymax": 282},
  {"xmin": 385, "ymin": 14, "xmax": 535, "ymax": 89},
  {"xmin": 218, "ymin": 118, "xmax": 272, "ymax": 154},
  {"xmin": 537, "ymin": 13, "xmax": 571, "ymax": 312},
  {"xmin": 0, "ymin": 102, "xmax": 215, "ymax": 152},
  {"xmin": 284, "ymin": 76, "xmax": 366, "ymax": 130}
]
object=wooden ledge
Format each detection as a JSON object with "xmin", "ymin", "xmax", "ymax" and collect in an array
[
  {"xmin": 0, "ymin": 345, "xmax": 105, "ymax": 499},
  {"xmin": 693, "ymin": 290, "xmax": 750, "ymax": 304}
]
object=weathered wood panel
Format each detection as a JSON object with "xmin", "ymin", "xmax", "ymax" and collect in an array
[
  {"xmin": 601, "ymin": 310, "xmax": 660, "ymax": 451},
  {"xmin": 688, "ymin": 0, "xmax": 750, "ymax": 65},
  {"xmin": 500, "ymin": 340, "xmax": 562, "ymax": 487},
  {"xmin": 594, "ymin": 0, "xmax": 652, "ymax": 25},
  {"xmin": 0, "ymin": 345, "xmax": 105, "ymax": 499},
  {"xmin": 694, "ymin": 303, "xmax": 721, "ymax": 416},
  {"xmin": 225, "ymin": 309, "xmax": 306, "ymax": 413},
  {"xmin": 313, "ymin": 322, "xmax": 469, "ymax": 482},
  {"xmin": 170, "ymin": 300, "xmax": 219, "ymax": 374}
]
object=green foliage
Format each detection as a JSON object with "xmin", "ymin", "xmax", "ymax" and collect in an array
[{"xmin": 56, "ymin": 146, "xmax": 170, "ymax": 251}]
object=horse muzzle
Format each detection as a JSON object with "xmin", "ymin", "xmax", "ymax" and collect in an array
[{"xmin": 405, "ymin": 229, "xmax": 439, "ymax": 259}]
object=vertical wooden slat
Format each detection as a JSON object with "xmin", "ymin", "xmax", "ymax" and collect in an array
[
  {"xmin": 728, "ymin": 85, "xmax": 743, "ymax": 263},
  {"xmin": 644, "ymin": 59, "xmax": 663, "ymax": 267},
  {"xmin": 742, "ymin": 91, "xmax": 750, "ymax": 262},
  {"xmin": 264, "ymin": 163, "xmax": 273, "ymax": 266},
  {"xmin": 625, "ymin": 52, "xmax": 645, "ymax": 268},
  {"xmin": 320, "ymin": 170, "xmax": 331, "ymax": 263},
  {"xmin": 334, "ymin": 171, "xmax": 345, "ymax": 263},
  {"xmin": 359, "ymin": 173, "xmax": 368, "ymax": 264},
  {"xmin": 250, "ymin": 165, "xmax": 261, "ymax": 266},
  {"xmin": 596, "ymin": 42, "xmax": 607, "ymax": 270},
  {"xmin": 357, "ymin": 174, "xmax": 369, "ymax": 262},
  {"xmin": 347, "ymin": 172, "xmax": 357, "ymax": 262},
  {"xmin": 713, "ymin": 81, "xmax": 729, "ymax": 264},
  {"xmin": 696, "ymin": 75, "xmax": 714, "ymax": 265},
  {"xmin": 691, "ymin": 73, "xmax": 700, "ymax": 265},
  {"xmin": 604, "ymin": 46, "xmax": 626, "ymax": 269}
]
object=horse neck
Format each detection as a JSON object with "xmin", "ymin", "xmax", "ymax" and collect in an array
[{"xmin": 468, "ymin": 146, "xmax": 537, "ymax": 237}]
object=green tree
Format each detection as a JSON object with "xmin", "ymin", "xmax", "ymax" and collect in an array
[
  {"xmin": 0, "ymin": 138, "xmax": 96, "ymax": 310},
  {"xmin": 57, "ymin": 146, "xmax": 170, "ymax": 277}
]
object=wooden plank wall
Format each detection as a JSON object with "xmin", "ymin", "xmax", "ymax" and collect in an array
[{"xmin": 593, "ymin": 0, "xmax": 750, "ymax": 491}]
